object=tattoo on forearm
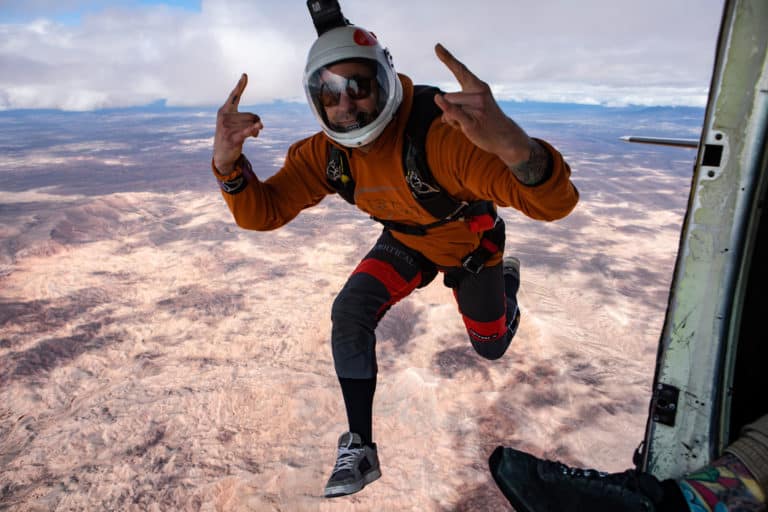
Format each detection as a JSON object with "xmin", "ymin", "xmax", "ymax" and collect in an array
[{"xmin": 510, "ymin": 140, "xmax": 552, "ymax": 185}]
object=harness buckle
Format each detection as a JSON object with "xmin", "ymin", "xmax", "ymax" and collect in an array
[{"xmin": 461, "ymin": 253, "xmax": 485, "ymax": 274}]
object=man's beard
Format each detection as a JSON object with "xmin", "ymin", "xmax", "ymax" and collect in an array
[{"xmin": 329, "ymin": 110, "xmax": 378, "ymax": 132}]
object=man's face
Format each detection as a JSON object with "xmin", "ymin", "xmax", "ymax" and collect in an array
[{"xmin": 319, "ymin": 60, "xmax": 379, "ymax": 131}]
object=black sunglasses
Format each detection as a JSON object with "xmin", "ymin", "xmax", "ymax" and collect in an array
[{"xmin": 317, "ymin": 75, "xmax": 376, "ymax": 107}]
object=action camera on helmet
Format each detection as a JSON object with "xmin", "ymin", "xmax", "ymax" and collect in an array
[{"xmin": 307, "ymin": 0, "xmax": 350, "ymax": 36}]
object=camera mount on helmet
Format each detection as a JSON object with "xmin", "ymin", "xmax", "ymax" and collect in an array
[{"xmin": 306, "ymin": 0, "xmax": 350, "ymax": 36}]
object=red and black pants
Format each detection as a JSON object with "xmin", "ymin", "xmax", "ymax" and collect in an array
[{"xmin": 331, "ymin": 228, "xmax": 518, "ymax": 379}]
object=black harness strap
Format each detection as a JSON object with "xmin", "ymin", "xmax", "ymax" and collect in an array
[
  {"xmin": 372, "ymin": 200, "xmax": 492, "ymax": 236},
  {"xmin": 401, "ymin": 86, "xmax": 469, "ymax": 221}
]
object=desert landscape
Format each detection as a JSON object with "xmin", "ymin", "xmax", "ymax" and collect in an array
[{"xmin": 0, "ymin": 103, "xmax": 701, "ymax": 510}]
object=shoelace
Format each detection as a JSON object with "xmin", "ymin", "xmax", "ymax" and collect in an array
[
  {"xmin": 559, "ymin": 464, "xmax": 608, "ymax": 479},
  {"xmin": 544, "ymin": 460, "xmax": 640, "ymax": 491},
  {"xmin": 541, "ymin": 460, "xmax": 657, "ymax": 511},
  {"xmin": 332, "ymin": 445, "xmax": 364, "ymax": 474}
]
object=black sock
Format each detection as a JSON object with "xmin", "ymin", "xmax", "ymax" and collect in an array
[{"xmin": 338, "ymin": 377, "xmax": 376, "ymax": 446}]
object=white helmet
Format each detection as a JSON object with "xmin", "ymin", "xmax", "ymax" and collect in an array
[{"xmin": 303, "ymin": 25, "xmax": 403, "ymax": 147}]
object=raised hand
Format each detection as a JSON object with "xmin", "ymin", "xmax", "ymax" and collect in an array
[
  {"xmin": 213, "ymin": 74, "xmax": 264, "ymax": 174},
  {"xmin": 433, "ymin": 44, "xmax": 531, "ymax": 167}
]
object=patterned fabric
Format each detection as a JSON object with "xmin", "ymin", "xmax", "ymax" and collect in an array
[{"xmin": 677, "ymin": 452, "xmax": 766, "ymax": 512}]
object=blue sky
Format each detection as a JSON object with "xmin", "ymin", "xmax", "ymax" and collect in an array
[
  {"xmin": 0, "ymin": 0, "xmax": 201, "ymax": 23},
  {"xmin": 0, "ymin": 0, "xmax": 725, "ymax": 110}
]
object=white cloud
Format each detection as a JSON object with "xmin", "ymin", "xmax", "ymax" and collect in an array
[{"xmin": 0, "ymin": 0, "xmax": 725, "ymax": 110}]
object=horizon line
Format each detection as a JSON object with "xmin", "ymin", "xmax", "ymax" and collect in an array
[{"xmin": 0, "ymin": 98, "xmax": 708, "ymax": 115}]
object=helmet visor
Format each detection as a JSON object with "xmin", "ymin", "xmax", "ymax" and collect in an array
[
  {"xmin": 307, "ymin": 59, "xmax": 391, "ymax": 133},
  {"xmin": 316, "ymin": 74, "xmax": 376, "ymax": 107}
]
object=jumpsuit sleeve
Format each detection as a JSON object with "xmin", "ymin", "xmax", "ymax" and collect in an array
[
  {"xmin": 426, "ymin": 123, "xmax": 579, "ymax": 221},
  {"xmin": 212, "ymin": 135, "xmax": 335, "ymax": 231}
]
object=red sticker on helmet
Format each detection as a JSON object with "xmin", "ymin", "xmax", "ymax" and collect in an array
[{"xmin": 353, "ymin": 29, "xmax": 377, "ymax": 46}]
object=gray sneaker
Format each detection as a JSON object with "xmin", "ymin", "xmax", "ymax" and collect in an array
[{"xmin": 323, "ymin": 432, "xmax": 381, "ymax": 498}]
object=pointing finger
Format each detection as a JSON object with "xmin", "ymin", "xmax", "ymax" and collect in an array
[
  {"xmin": 222, "ymin": 73, "xmax": 248, "ymax": 112},
  {"xmin": 434, "ymin": 43, "xmax": 483, "ymax": 90}
]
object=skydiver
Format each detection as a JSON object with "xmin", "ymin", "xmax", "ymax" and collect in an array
[{"xmin": 211, "ymin": 15, "xmax": 578, "ymax": 498}]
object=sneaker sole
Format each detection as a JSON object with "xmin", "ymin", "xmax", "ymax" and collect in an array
[
  {"xmin": 508, "ymin": 306, "xmax": 521, "ymax": 338},
  {"xmin": 323, "ymin": 468, "xmax": 382, "ymax": 498}
]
